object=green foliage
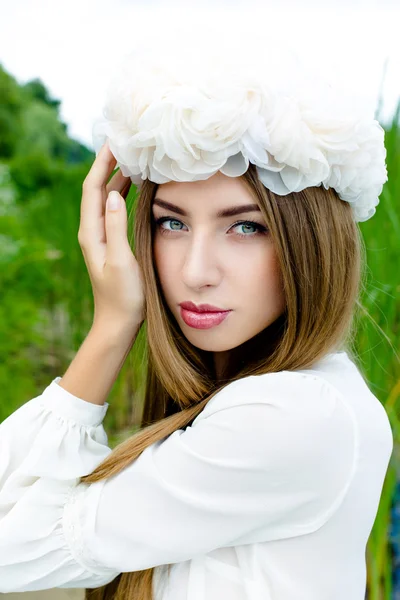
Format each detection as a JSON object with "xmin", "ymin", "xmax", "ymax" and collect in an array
[
  {"xmin": 357, "ymin": 100, "xmax": 400, "ymax": 600},
  {"xmin": 0, "ymin": 65, "xmax": 24, "ymax": 158},
  {"xmin": 0, "ymin": 63, "xmax": 98, "ymax": 418},
  {"xmin": 22, "ymin": 77, "xmax": 62, "ymax": 111},
  {"xmin": 355, "ymin": 100, "xmax": 400, "ymax": 400}
]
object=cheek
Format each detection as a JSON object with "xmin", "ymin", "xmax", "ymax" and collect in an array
[{"xmin": 240, "ymin": 248, "xmax": 285, "ymax": 311}]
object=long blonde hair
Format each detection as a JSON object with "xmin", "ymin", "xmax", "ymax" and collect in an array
[{"xmin": 82, "ymin": 163, "xmax": 365, "ymax": 599}]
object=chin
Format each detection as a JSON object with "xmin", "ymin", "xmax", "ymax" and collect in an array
[
  {"xmin": 181, "ymin": 328, "xmax": 250, "ymax": 352},
  {"xmin": 187, "ymin": 339, "xmax": 236, "ymax": 352}
]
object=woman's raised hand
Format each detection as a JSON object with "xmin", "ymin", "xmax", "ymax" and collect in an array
[{"xmin": 78, "ymin": 140, "xmax": 145, "ymax": 331}]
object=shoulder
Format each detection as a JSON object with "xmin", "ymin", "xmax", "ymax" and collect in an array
[
  {"xmin": 193, "ymin": 369, "xmax": 358, "ymax": 463},
  {"xmin": 194, "ymin": 367, "xmax": 357, "ymax": 454},
  {"xmin": 195, "ymin": 369, "xmax": 348, "ymax": 423},
  {"xmin": 188, "ymin": 370, "xmax": 357, "ymax": 521}
]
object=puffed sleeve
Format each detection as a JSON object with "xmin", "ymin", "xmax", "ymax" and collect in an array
[
  {"xmin": 0, "ymin": 371, "xmax": 357, "ymax": 593},
  {"xmin": 0, "ymin": 377, "xmax": 119, "ymax": 592}
]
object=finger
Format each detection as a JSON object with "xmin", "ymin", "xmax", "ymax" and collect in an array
[
  {"xmin": 79, "ymin": 141, "xmax": 117, "ymax": 248},
  {"xmin": 120, "ymin": 178, "xmax": 132, "ymax": 199},
  {"xmin": 105, "ymin": 191, "xmax": 131, "ymax": 266},
  {"xmin": 111, "ymin": 175, "xmax": 132, "ymax": 201},
  {"xmin": 83, "ymin": 140, "xmax": 116, "ymax": 191},
  {"xmin": 106, "ymin": 168, "xmax": 131, "ymax": 197}
]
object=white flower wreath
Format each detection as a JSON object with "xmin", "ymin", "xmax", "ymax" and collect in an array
[{"xmin": 92, "ymin": 36, "xmax": 388, "ymax": 222}]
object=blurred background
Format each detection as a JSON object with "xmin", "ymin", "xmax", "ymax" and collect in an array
[{"xmin": 0, "ymin": 0, "xmax": 399, "ymax": 598}]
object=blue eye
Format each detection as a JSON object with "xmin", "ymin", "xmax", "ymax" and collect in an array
[
  {"xmin": 156, "ymin": 217, "xmax": 185, "ymax": 232},
  {"xmin": 154, "ymin": 217, "xmax": 268, "ymax": 238},
  {"xmin": 234, "ymin": 222, "xmax": 263, "ymax": 237}
]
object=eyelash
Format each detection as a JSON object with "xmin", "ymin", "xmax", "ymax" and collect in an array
[{"xmin": 154, "ymin": 217, "xmax": 268, "ymax": 239}]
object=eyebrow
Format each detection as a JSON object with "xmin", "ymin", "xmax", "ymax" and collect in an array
[{"xmin": 152, "ymin": 198, "xmax": 261, "ymax": 218}]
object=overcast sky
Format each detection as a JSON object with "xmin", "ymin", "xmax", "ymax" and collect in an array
[{"xmin": 1, "ymin": 0, "xmax": 399, "ymax": 149}]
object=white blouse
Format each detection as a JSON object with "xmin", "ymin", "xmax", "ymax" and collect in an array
[{"xmin": 0, "ymin": 351, "xmax": 393, "ymax": 599}]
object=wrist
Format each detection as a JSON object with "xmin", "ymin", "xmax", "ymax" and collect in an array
[
  {"xmin": 59, "ymin": 318, "xmax": 141, "ymax": 406},
  {"xmin": 90, "ymin": 317, "xmax": 141, "ymax": 349}
]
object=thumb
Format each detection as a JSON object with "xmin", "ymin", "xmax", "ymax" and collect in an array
[{"xmin": 105, "ymin": 191, "xmax": 129, "ymax": 263}]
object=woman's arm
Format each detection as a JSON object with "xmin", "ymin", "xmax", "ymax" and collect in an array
[
  {"xmin": 0, "ymin": 369, "xmax": 360, "ymax": 592},
  {"xmin": 58, "ymin": 319, "xmax": 141, "ymax": 406},
  {"xmin": 58, "ymin": 140, "xmax": 146, "ymax": 407}
]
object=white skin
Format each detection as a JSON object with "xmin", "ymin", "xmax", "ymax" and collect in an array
[{"xmin": 152, "ymin": 171, "xmax": 287, "ymax": 379}]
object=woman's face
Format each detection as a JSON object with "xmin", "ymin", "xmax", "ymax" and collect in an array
[{"xmin": 152, "ymin": 171, "xmax": 286, "ymax": 356}]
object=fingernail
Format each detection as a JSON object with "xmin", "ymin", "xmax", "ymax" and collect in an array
[{"xmin": 108, "ymin": 191, "xmax": 120, "ymax": 211}]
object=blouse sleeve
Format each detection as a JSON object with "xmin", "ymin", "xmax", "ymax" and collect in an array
[{"xmin": 0, "ymin": 371, "xmax": 357, "ymax": 593}]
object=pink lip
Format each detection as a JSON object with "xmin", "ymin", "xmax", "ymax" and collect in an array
[
  {"xmin": 179, "ymin": 301, "xmax": 229, "ymax": 313},
  {"xmin": 180, "ymin": 307, "xmax": 231, "ymax": 329}
]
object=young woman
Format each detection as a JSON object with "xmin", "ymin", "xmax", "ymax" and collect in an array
[{"xmin": 0, "ymin": 39, "xmax": 394, "ymax": 600}]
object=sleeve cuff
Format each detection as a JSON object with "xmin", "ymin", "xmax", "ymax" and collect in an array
[{"xmin": 40, "ymin": 377, "xmax": 110, "ymax": 427}]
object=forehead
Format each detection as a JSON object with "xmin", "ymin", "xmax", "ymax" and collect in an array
[{"xmin": 152, "ymin": 171, "xmax": 259, "ymax": 217}]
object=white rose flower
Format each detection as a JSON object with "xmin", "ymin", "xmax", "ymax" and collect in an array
[{"xmin": 92, "ymin": 39, "xmax": 388, "ymax": 222}]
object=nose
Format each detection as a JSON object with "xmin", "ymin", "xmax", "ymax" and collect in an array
[{"xmin": 181, "ymin": 234, "xmax": 222, "ymax": 289}]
